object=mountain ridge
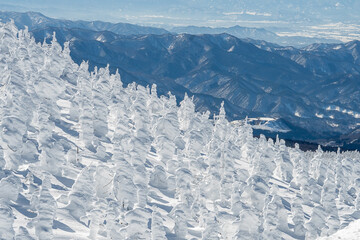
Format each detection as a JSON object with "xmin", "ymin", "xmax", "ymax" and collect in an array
[
  {"xmin": 0, "ymin": 11, "xmax": 169, "ymax": 35},
  {"xmin": 29, "ymin": 25, "xmax": 358, "ymax": 145},
  {"xmin": 171, "ymin": 25, "xmax": 340, "ymax": 47},
  {"xmin": 2, "ymin": 11, "xmax": 360, "ymax": 147}
]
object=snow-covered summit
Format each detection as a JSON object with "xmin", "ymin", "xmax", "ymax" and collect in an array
[{"xmin": 1, "ymin": 21, "xmax": 360, "ymax": 239}]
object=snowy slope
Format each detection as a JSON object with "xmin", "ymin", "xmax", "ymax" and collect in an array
[
  {"xmin": 2, "ymin": 21, "xmax": 360, "ymax": 239},
  {"xmin": 320, "ymin": 219, "xmax": 360, "ymax": 240},
  {"xmin": 27, "ymin": 24, "xmax": 360, "ymax": 146}
]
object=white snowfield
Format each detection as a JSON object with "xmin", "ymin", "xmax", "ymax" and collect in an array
[
  {"xmin": 1, "ymin": 21, "xmax": 360, "ymax": 240},
  {"xmin": 319, "ymin": 219, "xmax": 360, "ymax": 240}
]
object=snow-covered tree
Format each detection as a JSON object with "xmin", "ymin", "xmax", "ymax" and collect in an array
[
  {"xmin": 105, "ymin": 200, "xmax": 124, "ymax": 240},
  {"xmin": 16, "ymin": 226, "xmax": 35, "ymax": 240},
  {"xmin": 202, "ymin": 212, "xmax": 222, "ymax": 240},
  {"xmin": 35, "ymin": 176, "xmax": 57, "ymax": 240},
  {"xmin": 151, "ymin": 206, "xmax": 167, "ymax": 240},
  {"xmin": 173, "ymin": 205, "xmax": 188, "ymax": 239},
  {"xmin": 336, "ymin": 154, "xmax": 354, "ymax": 205},
  {"xmin": 274, "ymin": 138, "xmax": 293, "ymax": 183},
  {"xmin": 305, "ymin": 205, "xmax": 328, "ymax": 239},
  {"xmin": 95, "ymin": 165, "xmax": 114, "ymax": 199},
  {"xmin": 77, "ymin": 61, "xmax": 95, "ymax": 150},
  {"xmin": 313, "ymin": 146, "xmax": 328, "ymax": 186},
  {"xmin": 0, "ymin": 174, "xmax": 21, "ymax": 202},
  {"xmin": 66, "ymin": 166, "xmax": 96, "ymax": 222},
  {"xmin": 321, "ymin": 168, "xmax": 340, "ymax": 236},
  {"xmin": 0, "ymin": 200, "xmax": 15, "ymax": 239},
  {"xmin": 233, "ymin": 208, "xmax": 262, "ymax": 239},
  {"xmin": 2, "ymin": 22, "xmax": 360, "ymax": 240},
  {"xmin": 231, "ymin": 169, "xmax": 249, "ymax": 216},
  {"xmin": 149, "ymin": 165, "xmax": 168, "ymax": 190},
  {"xmin": 91, "ymin": 66, "xmax": 111, "ymax": 142},
  {"xmin": 262, "ymin": 185, "xmax": 288, "ymax": 239},
  {"xmin": 125, "ymin": 208, "xmax": 151, "ymax": 239},
  {"xmin": 291, "ymin": 195, "xmax": 306, "ymax": 238}
]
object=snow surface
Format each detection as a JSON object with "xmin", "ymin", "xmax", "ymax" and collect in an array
[
  {"xmin": 320, "ymin": 219, "xmax": 360, "ymax": 240},
  {"xmin": 1, "ymin": 21, "xmax": 360, "ymax": 239},
  {"xmin": 326, "ymin": 105, "xmax": 360, "ymax": 119},
  {"xmin": 233, "ymin": 118, "xmax": 291, "ymax": 133}
]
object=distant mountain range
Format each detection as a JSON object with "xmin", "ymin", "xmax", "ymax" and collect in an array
[
  {"xmin": 0, "ymin": 11, "xmax": 169, "ymax": 35},
  {"xmin": 0, "ymin": 11, "xmax": 340, "ymax": 47},
  {"xmin": 2, "ymin": 11, "xmax": 360, "ymax": 148},
  {"xmin": 265, "ymin": 41, "xmax": 360, "ymax": 76},
  {"xmin": 170, "ymin": 25, "xmax": 340, "ymax": 47}
]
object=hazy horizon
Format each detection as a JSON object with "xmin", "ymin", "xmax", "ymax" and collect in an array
[{"xmin": 1, "ymin": 0, "xmax": 360, "ymax": 42}]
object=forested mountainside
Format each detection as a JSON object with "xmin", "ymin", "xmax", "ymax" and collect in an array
[
  {"xmin": 29, "ymin": 26, "xmax": 360, "ymax": 147},
  {"xmin": 3, "ymin": 11, "xmax": 360, "ymax": 148},
  {"xmin": 2, "ymin": 21, "xmax": 360, "ymax": 239}
]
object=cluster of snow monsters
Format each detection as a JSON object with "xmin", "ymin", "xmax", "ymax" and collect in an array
[{"xmin": 1, "ymin": 21, "xmax": 360, "ymax": 240}]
